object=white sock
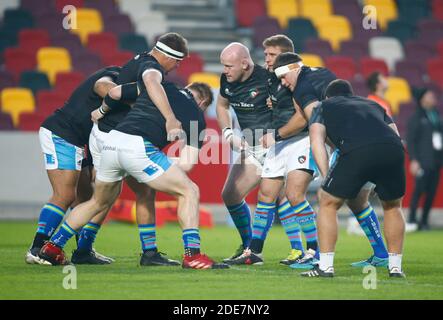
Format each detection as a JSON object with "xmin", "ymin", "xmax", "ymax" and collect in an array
[
  {"xmin": 319, "ymin": 252, "xmax": 335, "ymax": 271},
  {"xmin": 388, "ymin": 253, "xmax": 402, "ymax": 271}
]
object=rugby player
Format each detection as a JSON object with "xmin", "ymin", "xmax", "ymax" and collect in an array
[
  {"xmin": 39, "ymin": 61, "xmax": 228, "ymax": 269},
  {"xmin": 25, "ymin": 66, "xmax": 122, "ymax": 266},
  {"xmin": 216, "ymin": 43, "xmax": 275, "ymax": 263},
  {"xmin": 302, "ymin": 80, "xmax": 406, "ymax": 278}
]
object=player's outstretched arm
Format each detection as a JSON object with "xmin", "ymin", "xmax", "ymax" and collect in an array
[
  {"xmin": 93, "ymin": 76, "xmax": 117, "ymax": 98},
  {"xmin": 143, "ymin": 70, "xmax": 182, "ymax": 140}
]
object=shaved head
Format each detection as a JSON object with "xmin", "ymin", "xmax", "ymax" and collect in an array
[{"xmin": 220, "ymin": 42, "xmax": 254, "ymax": 83}]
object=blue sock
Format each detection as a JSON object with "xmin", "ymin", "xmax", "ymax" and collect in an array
[
  {"xmin": 51, "ymin": 222, "xmax": 77, "ymax": 249},
  {"xmin": 77, "ymin": 222, "xmax": 101, "ymax": 251},
  {"xmin": 277, "ymin": 200, "xmax": 304, "ymax": 251},
  {"xmin": 182, "ymin": 228, "xmax": 200, "ymax": 256},
  {"xmin": 36, "ymin": 203, "xmax": 66, "ymax": 237},
  {"xmin": 249, "ymin": 201, "xmax": 275, "ymax": 253},
  {"xmin": 354, "ymin": 206, "xmax": 388, "ymax": 258},
  {"xmin": 294, "ymin": 200, "xmax": 319, "ymax": 252},
  {"xmin": 227, "ymin": 201, "xmax": 252, "ymax": 248},
  {"xmin": 138, "ymin": 224, "xmax": 157, "ymax": 252}
]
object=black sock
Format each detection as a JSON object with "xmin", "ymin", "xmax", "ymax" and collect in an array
[
  {"xmin": 249, "ymin": 239, "xmax": 264, "ymax": 254},
  {"xmin": 185, "ymin": 248, "xmax": 200, "ymax": 257},
  {"xmin": 31, "ymin": 233, "xmax": 49, "ymax": 249}
]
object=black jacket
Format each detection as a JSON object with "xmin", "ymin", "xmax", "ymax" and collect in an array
[{"xmin": 406, "ymin": 107, "xmax": 443, "ymax": 169}]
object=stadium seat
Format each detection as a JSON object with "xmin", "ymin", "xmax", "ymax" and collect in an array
[
  {"xmin": 301, "ymin": 0, "xmax": 333, "ymax": 26},
  {"xmin": 164, "ymin": 71, "xmax": 186, "ymax": 88},
  {"xmin": 21, "ymin": 0, "xmax": 54, "ymax": 17},
  {"xmin": 36, "ymin": 90, "xmax": 66, "ymax": 117},
  {"xmin": 438, "ymin": 41, "xmax": 443, "ymax": 58},
  {"xmin": 51, "ymin": 32, "xmax": 84, "ymax": 55},
  {"xmin": 2, "ymin": 8, "xmax": 34, "ymax": 35},
  {"xmin": 101, "ymin": 50, "xmax": 134, "ymax": 67},
  {"xmin": 37, "ymin": 47, "xmax": 72, "ymax": 84},
  {"xmin": 104, "ymin": 13, "xmax": 135, "ymax": 35},
  {"xmin": 385, "ymin": 77, "xmax": 412, "ymax": 115},
  {"xmin": 252, "ymin": 16, "xmax": 283, "ymax": 49},
  {"xmin": 0, "ymin": 1, "xmax": 19, "ymax": 19},
  {"xmin": 385, "ymin": 20, "xmax": 416, "ymax": 43},
  {"xmin": 360, "ymin": 57, "xmax": 389, "ymax": 78},
  {"xmin": 176, "ymin": 53, "xmax": 205, "ymax": 82},
  {"xmin": 18, "ymin": 112, "xmax": 46, "ymax": 131},
  {"xmin": 396, "ymin": 0, "xmax": 430, "ymax": 24},
  {"xmin": 325, "ymin": 56, "xmax": 357, "ymax": 80},
  {"xmin": 404, "ymin": 40, "xmax": 436, "ymax": 62},
  {"xmin": 235, "ymin": 0, "xmax": 266, "ymax": 27},
  {"xmin": 369, "ymin": 37, "xmax": 404, "ymax": 72},
  {"xmin": 395, "ymin": 60, "xmax": 426, "ymax": 87},
  {"xmin": 70, "ymin": 8, "xmax": 103, "ymax": 44},
  {"xmin": 315, "ymin": 15, "xmax": 352, "ymax": 51},
  {"xmin": 299, "ymin": 54, "xmax": 324, "ymax": 67},
  {"xmin": 0, "ymin": 87, "xmax": 35, "ymax": 126},
  {"xmin": 84, "ymin": 0, "xmax": 119, "ymax": 19},
  {"xmin": 119, "ymin": 0, "xmax": 151, "ymax": 22},
  {"xmin": 286, "ymin": 18, "xmax": 318, "ymax": 52},
  {"xmin": 363, "ymin": 0, "xmax": 398, "ymax": 30},
  {"xmin": 333, "ymin": 0, "xmax": 361, "ymax": 26},
  {"xmin": 55, "ymin": 0, "xmax": 83, "ymax": 12},
  {"xmin": 4, "ymin": 47, "xmax": 36, "ymax": 80},
  {"xmin": 427, "ymin": 58, "xmax": 443, "ymax": 88},
  {"xmin": 0, "ymin": 70, "xmax": 16, "ymax": 91},
  {"xmin": 72, "ymin": 51, "xmax": 103, "ymax": 77},
  {"xmin": 19, "ymin": 71, "xmax": 51, "ymax": 94},
  {"xmin": 188, "ymin": 72, "xmax": 220, "ymax": 89},
  {"xmin": 18, "ymin": 29, "xmax": 50, "ymax": 55},
  {"xmin": 305, "ymin": 39, "xmax": 334, "ymax": 59},
  {"xmin": 339, "ymin": 40, "xmax": 368, "ymax": 60},
  {"xmin": 135, "ymin": 12, "xmax": 168, "ymax": 44},
  {"xmin": 35, "ymin": 11, "xmax": 65, "ymax": 36},
  {"xmin": 0, "ymin": 112, "xmax": 14, "ymax": 130},
  {"xmin": 433, "ymin": 0, "xmax": 443, "ymax": 20},
  {"xmin": 87, "ymin": 32, "xmax": 118, "ymax": 58},
  {"xmin": 0, "ymin": 29, "xmax": 18, "ymax": 58},
  {"xmin": 417, "ymin": 19, "xmax": 443, "ymax": 44},
  {"xmin": 55, "ymin": 71, "xmax": 84, "ymax": 96},
  {"xmin": 119, "ymin": 33, "xmax": 149, "ymax": 55},
  {"xmin": 350, "ymin": 79, "xmax": 370, "ymax": 97},
  {"xmin": 267, "ymin": 0, "xmax": 299, "ymax": 29}
]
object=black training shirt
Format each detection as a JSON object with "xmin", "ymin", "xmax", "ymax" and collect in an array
[
  {"xmin": 41, "ymin": 66, "xmax": 121, "ymax": 147},
  {"xmin": 220, "ymin": 64, "xmax": 273, "ymax": 145},
  {"xmin": 309, "ymin": 95, "xmax": 402, "ymax": 154},
  {"xmin": 292, "ymin": 66, "xmax": 336, "ymax": 110},
  {"xmin": 98, "ymin": 52, "xmax": 155, "ymax": 133},
  {"xmin": 116, "ymin": 81, "xmax": 206, "ymax": 150}
]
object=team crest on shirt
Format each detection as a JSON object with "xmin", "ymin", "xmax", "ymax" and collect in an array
[
  {"xmin": 224, "ymin": 88, "xmax": 233, "ymax": 96},
  {"xmin": 249, "ymin": 88, "xmax": 259, "ymax": 98},
  {"xmin": 298, "ymin": 156, "xmax": 306, "ymax": 164}
]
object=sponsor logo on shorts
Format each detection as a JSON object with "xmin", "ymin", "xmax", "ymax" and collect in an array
[
  {"xmin": 102, "ymin": 145, "xmax": 116, "ymax": 151},
  {"xmin": 45, "ymin": 153, "xmax": 55, "ymax": 164},
  {"xmin": 144, "ymin": 164, "xmax": 159, "ymax": 176},
  {"xmin": 298, "ymin": 155, "xmax": 306, "ymax": 164}
]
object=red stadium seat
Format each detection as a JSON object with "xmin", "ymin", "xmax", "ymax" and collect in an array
[
  {"xmin": 36, "ymin": 90, "xmax": 66, "ymax": 117},
  {"xmin": 18, "ymin": 112, "xmax": 46, "ymax": 131},
  {"xmin": 55, "ymin": 0, "xmax": 84, "ymax": 12},
  {"xmin": 4, "ymin": 48, "xmax": 36, "ymax": 80},
  {"xmin": 432, "ymin": 0, "xmax": 443, "ymax": 20},
  {"xmin": 87, "ymin": 32, "xmax": 118, "ymax": 59},
  {"xmin": 176, "ymin": 52, "xmax": 204, "ymax": 82},
  {"xmin": 54, "ymin": 71, "xmax": 85, "ymax": 96},
  {"xmin": 359, "ymin": 57, "xmax": 389, "ymax": 78},
  {"xmin": 427, "ymin": 58, "xmax": 443, "ymax": 88},
  {"xmin": 101, "ymin": 50, "xmax": 133, "ymax": 66},
  {"xmin": 437, "ymin": 40, "xmax": 443, "ymax": 58},
  {"xmin": 234, "ymin": 0, "xmax": 266, "ymax": 27},
  {"xmin": 325, "ymin": 56, "xmax": 357, "ymax": 80},
  {"xmin": 18, "ymin": 29, "xmax": 50, "ymax": 55}
]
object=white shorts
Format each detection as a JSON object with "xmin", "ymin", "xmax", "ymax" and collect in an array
[
  {"xmin": 89, "ymin": 123, "xmax": 107, "ymax": 168},
  {"xmin": 39, "ymin": 127, "xmax": 84, "ymax": 171},
  {"xmin": 262, "ymin": 134, "xmax": 318, "ymax": 178},
  {"xmin": 97, "ymin": 130, "xmax": 172, "ymax": 183}
]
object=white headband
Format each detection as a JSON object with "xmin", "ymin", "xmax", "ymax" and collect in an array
[
  {"xmin": 274, "ymin": 62, "xmax": 303, "ymax": 78},
  {"xmin": 155, "ymin": 41, "xmax": 186, "ymax": 60}
]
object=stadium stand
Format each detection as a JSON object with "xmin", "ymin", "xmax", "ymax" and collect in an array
[
  {"xmin": 267, "ymin": 0, "xmax": 299, "ymax": 29},
  {"xmin": 37, "ymin": 47, "xmax": 71, "ymax": 84},
  {"xmin": 0, "ymin": 87, "xmax": 35, "ymax": 125}
]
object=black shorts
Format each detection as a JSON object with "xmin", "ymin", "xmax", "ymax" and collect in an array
[
  {"xmin": 322, "ymin": 143, "xmax": 406, "ymax": 201},
  {"xmin": 81, "ymin": 145, "xmax": 93, "ymax": 168}
]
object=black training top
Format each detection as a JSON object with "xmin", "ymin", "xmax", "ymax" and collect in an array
[
  {"xmin": 292, "ymin": 66, "xmax": 337, "ymax": 110},
  {"xmin": 220, "ymin": 64, "xmax": 273, "ymax": 145},
  {"xmin": 41, "ymin": 66, "xmax": 121, "ymax": 147},
  {"xmin": 269, "ymin": 72, "xmax": 307, "ymax": 132},
  {"xmin": 116, "ymin": 81, "xmax": 206, "ymax": 150},
  {"xmin": 309, "ymin": 95, "xmax": 402, "ymax": 154},
  {"xmin": 98, "ymin": 52, "xmax": 154, "ymax": 133}
]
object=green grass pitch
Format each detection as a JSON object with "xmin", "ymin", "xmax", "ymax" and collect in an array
[{"xmin": 1, "ymin": 221, "xmax": 443, "ymax": 300}]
